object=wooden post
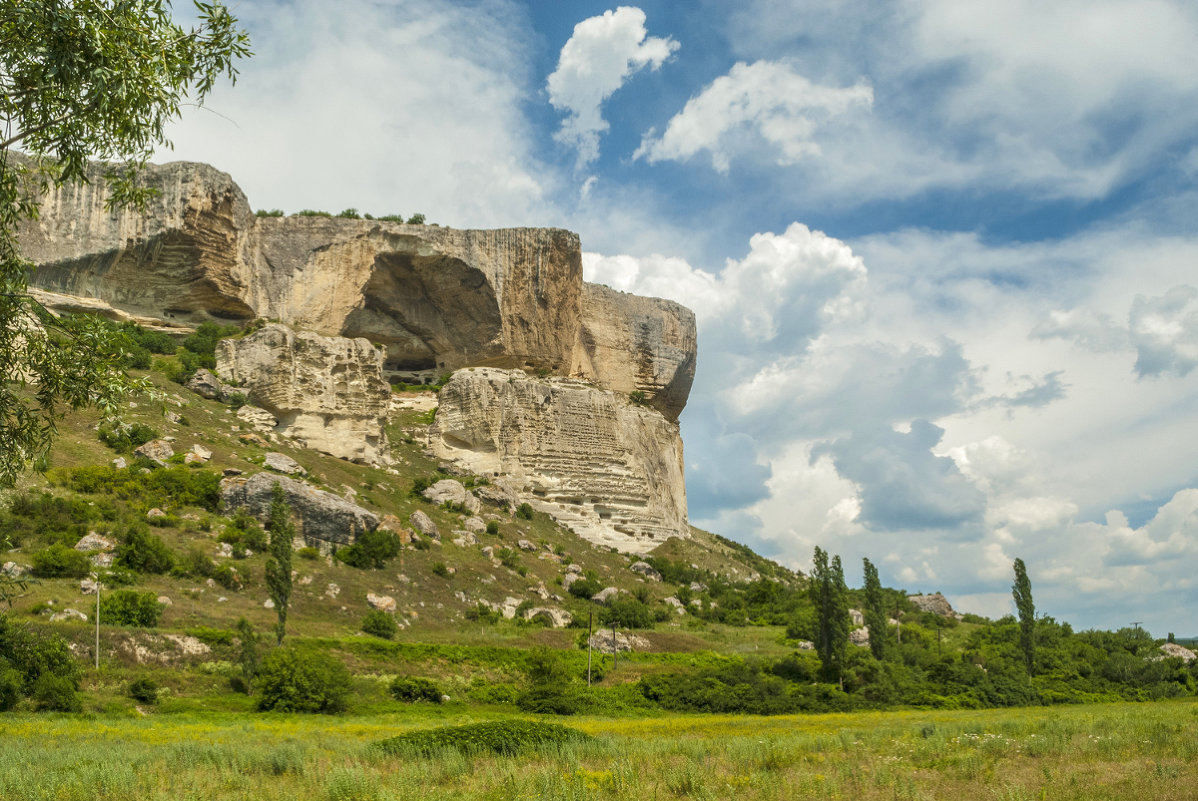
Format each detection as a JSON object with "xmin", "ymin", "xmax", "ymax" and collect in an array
[
  {"xmin": 587, "ymin": 612, "xmax": 593, "ymax": 686},
  {"xmin": 94, "ymin": 575, "xmax": 100, "ymax": 670},
  {"xmin": 612, "ymin": 623, "xmax": 618, "ymax": 671}
]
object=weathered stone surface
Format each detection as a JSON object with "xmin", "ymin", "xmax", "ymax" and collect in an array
[
  {"xmin": 571, "ymin": 283, "xmax": 696, "ymax": 421},
  {"xmin": 630, "ymin": 561, "xmax": 662, "ymax": 581},
  {"xmin": 421, "ymin": 479, "xmax": 481, "ymax": 514},
  {"xmin": 190, "ymin": 443, "xmax": 213, "ymax": 461},
  {"xmin": 474, "ymin": 479, "xmax": 520, "ymax": 511},
  {"xmin": 74, "ymin": 533, "xmax": 115, "ymax": 552},
  {"xmin": 237, "ymin": 405, "xmax": 278, "ymax": 434},
  {"xmin": 367, "ymin": 593, "xmax": 396, "ymax": 613},
  {"xmin": 409, "ymin": 510, "xmax": 439, "ymax": 539},
  {"xmin": 112, "ymin": 457, "xmax": 127, "ymax": 469},
  {"xmin": 663, "ymin": 596, "xmax": 686, "ymax": 614},
  {"xmin": 587, "ymin": 630, "xmax": 650, "ymax": 654},
  {"xmin": 850, "ymin": 627, "xmax": 870, "ymax": 647},
  {"xmin": 452, "ymin": 531, "xmax": 478, "ymax": 547},
  {"xmin": 516, "ymin": 539, "xmax": 537, "ymax": 552},
  {"xmin": 523, "ymin": 607, "xmax": 573, "ymax": 628},
  {"xmin": 134, "ymin": 438, "xmax": 174, "ymax": 466},
  {"xmin": 1161, "ymin": 643, "xmax": 1197, "ymax": 662},
  {"xmin": 592, "ymin": 586, "xmax": 622, "ymax": 605},
  {"xmin": 186, "ymin": 369, "xmax": 226, "ymax": 400},
  {"xmin": 849, "ymin": 608, "xmax": 864, "ymax": 627},
  {"xmin": 263, "ymin": 452, "xmax": 303, "ymax": 475},
  {"xmin": 463, "ymin": 516, "xmax": 486, "ymax": 533},
  {"xmin": 146, "ymin": 508, "xmax": 167, "ymax": 520},
  {"xmin": 220, "ymin": 472, "xmax": 379, "ymax": 545},
  {"xmin": 20, "ymin": 158, "xmax": 694, "ymax": 405},
  {"xmin": 908, "ymin": 593, "xmax": 957, "ymax": 618},
  {"xmin": 50, "ymin": 608, "xmax": 88, "ymax": 623},
  {"xmin": 217, "ymin": 324, "xmax": 389, "ymax": 464},
  {"xmin": 431, "ymin": 368, "xmax": 688, "ymax": 553}
]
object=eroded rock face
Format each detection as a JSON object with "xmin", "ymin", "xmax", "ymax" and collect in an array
[
  {"xmin": 19, "ymin": 159, "xmax": 695, "ymax": 414},
  {"xmin": 220, "ymin": 472, "xmax": 379, "ymax": 545},
  {"xmin": 571, "ymin": 284, "xmax": 696, "ymax": 421},
  {"xmin": 216, "ymin": 324, "xmax": 390, "ymax": 464},
  {"xmin": 431, "ymin": 368, "xmax": 689, "ymax": 553}
]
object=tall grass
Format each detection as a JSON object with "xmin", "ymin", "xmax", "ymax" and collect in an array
[{"xmin": 1, "ymin": 701, "xmax": 1196, "ymax": 799}]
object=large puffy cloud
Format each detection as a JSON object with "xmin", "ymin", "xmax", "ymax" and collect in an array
[
  {"xmin": 706, "ymin": 0, "xmax": 1198, "ymax": 203},
  {"xmin": 634, "ymin": 60, "xmax": 873, "ymax": 173},
  {"xmin": 157, "ymin": 0, "xmax": 550, "ymax": 228},
  {"xmin": 547, "ymin": 6, "xmax": 678, "ymax": 168}
]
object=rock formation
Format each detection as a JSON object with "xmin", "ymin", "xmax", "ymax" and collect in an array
[
  {"xmin": 220, "ymin": 472, "xmax": 379, "ymax": 545},
  {"xmin": 215, "ymin": 324, "xmax": 390, "ymax": 464},
  {"xmin": 430, "ymin": 368, "xmax": 688, "ymax": 553},
  {"xmin": 18, "ymin": 158, "xmax": 699, "ymax": 550},
  {"xmin": 18, "ymin": 158, "xmax": 696, "ymax": 418}
]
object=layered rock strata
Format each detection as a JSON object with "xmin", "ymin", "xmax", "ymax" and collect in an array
[
  {"xmin": 215, "ymin": 323, "xmax": 390, "ymax": 464},
  {"xmin": 430, "ymin": 368, "xmax": 688, "ymax": 553},
  {"xmin": 18, "ymin": 158, "xmax": 696, "ymax": 419}
]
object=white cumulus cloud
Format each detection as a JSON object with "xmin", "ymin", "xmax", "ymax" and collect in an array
[
  {"xmin": 635, "ymin": 60, "xmax": 873, "ymax": 173},
  {"xmin": 547, "ymin": 6, "xmax": 678, "ymax": 168}
]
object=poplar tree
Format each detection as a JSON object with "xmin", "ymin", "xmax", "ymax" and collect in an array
[
  {"xmin": 1012, "ymin": 557, "xmax": 1035, "ymax": 676},
  {"xmin": 265, "ymin": 484, "xmax": 294, "ymax": 645},
  {"xmin": 810, "ymin": 546, "xmax": 850, "ymax": 684},
  {"xmin": 862, "ymin": 557, "xmax": 887, "ymax": 661}
]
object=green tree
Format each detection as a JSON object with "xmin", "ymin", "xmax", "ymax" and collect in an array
[
  {"xmin": 1012, "ymin": 557, "xmax": 1035, "ymax": 676},
  {"xmin": 0, "ymin": 1, "xmax": 250, "ymax": 488},
  {"xmin": 234, "ymin": 617, "xmax": 259, "ymax": 693},
  {"xmin": 264, "ymin": 483, "xmax": 294, "ymax": 645},
  {"xmin": 862, "ymin": 557, "xmax": 888, "ymax": 661},
  {"xmin": 809, "ymin": 546, "xmax": 850, "ymax": 684}
]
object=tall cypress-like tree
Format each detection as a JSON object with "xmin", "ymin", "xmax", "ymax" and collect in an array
[
  {"xmin": 1012, "ymin": 557, "xmax": 1035, "ymax": 676},
  {"xmin": 862, "ymin": 558, "xmax": 887, "ymax": 661},
  {"xmin": 265, "ymin": 483, "xmax": 294, "ymax": 645},
  {"xmin": 810, "ymin": 547, "xmax": 850, "ymax": 684}
]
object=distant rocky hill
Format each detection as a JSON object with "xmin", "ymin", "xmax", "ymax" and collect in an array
[{"xmin": 17, "ymin": 158, "xmax": 697, "ymax": 553}]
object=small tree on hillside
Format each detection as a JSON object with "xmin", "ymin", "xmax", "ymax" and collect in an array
[
  {"xmin": 264, "ymin": 483, "xmax": 294, "ymax": 645},
  {"xmin": 862, "ymin": 557, "xmax": 887, "ymax": 661},
  {"xmin": 810, "ymin": 546, "xmax": 850, "ymax": 684},
  {"xmin": 1012, "ymin": 557, "xmax": 1035, "ymax": 676}
]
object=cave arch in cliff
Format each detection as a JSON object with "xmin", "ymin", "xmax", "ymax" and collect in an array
[{"xmin": 343, "ymin": 245, "xmax": 504, "ymax": 372}]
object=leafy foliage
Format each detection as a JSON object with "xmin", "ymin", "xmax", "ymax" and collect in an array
[
  {"xmin": 127, "ymin": 677, "xmax": 159, "ymax": 704},
  {"xmin": 0, "ymin": 0, "xmax": 249, "ymax": 487},
  {"xmin": 388, "ymin": 676, "xmax": 442, "ymax": 703},
  {"xmin": 50, "ymin": 465, "xmax": 222, "ymax": 511},
  {"xmin": 115, "ymin": 524, "xmax": 175, "ymax": 574},
  {"xmin": 863, "ymin": 558, "xmax": 888, "ymax": 661},
  {"xmin": 1013, "ymin": 557, "xmax": 1036, "ymax": 675},
  {"xmin": 0, "ymin": 614, "xmax": 80, "ymax": 693},
  {"xmin": 810, "ymin": 547, "xmax": 850, "ymax": 683},
  {"xmin": 264, "ymin": 483, "xmax": 294, "ymax": 645},
  {"xmin": 30, "ymin": 544, "xmax": 91, "ymax": 578},
  {"xmin": 256, "ymin": 647, "xmax": 350, "ymax": 714},
  {"xmin": 336, "ymin": 529, "xmax": 400, "ymax": 569},
  {"xmin": 375, "ymin": 720, "xmax": 590, "ymax": 756},
  {"xmin": 361, "ymin": 610, "xmax": 397, "ymax": 640},
  {"xmin": 100, "ymin": 589, "xmax": 163, "ymax": 627}
]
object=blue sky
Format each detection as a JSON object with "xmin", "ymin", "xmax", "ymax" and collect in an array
[{"xmin": 161, "ymin": 0, "xmax": 1198, "ymax": 634}]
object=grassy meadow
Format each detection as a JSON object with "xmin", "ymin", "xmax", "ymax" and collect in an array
[{"xmin": 4, "ymin": 700, "xmax": 1197, "ymax": 800}]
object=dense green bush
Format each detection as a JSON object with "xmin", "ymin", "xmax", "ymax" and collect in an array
[
  {"xmin": 30, "ymin": 544, "xmax": 92, "ymax": 578},
  {"xmin": 599, "ymin": 598, "xmax": 655, "ymax": 629},
  {"xmin": 127, "ymin": 677, "xmax": 159, "ymax": 703},
  {"xmin": 50, "ymin": 465, "xmax": 222, "ymax": 512},
  {"xmin": 100, "ymin": 590, "xmax": 163, "ymax": 627},
  {"xmin": 567, "ymin": 576, "xmax": 602, "ymax": 600},
  {"xmin": 375, "ymin": 720, "xmax": 590, "ymax": 756},
  {"xmin": 485, "ymin": 520, "xmax": 500, "ymax": 536},
  {"xmin": 361, "ymin": 610, "xmax": 397, "ymax": 640},
  {"xmin": 464, "ymin": 603, "xmax": 501, "ymax": 624},
  {"xmin": 0, "ymin": 491, "xmax": 112, "ymax": 548},
  {"xmin": 115, "ymin": 525, "xmax": 175, "ymax": 574},
  {"xmin": 32, "ymin": 673, "xmax": 82, "ymax": 712},
  {"xmin": 336, "ymin": 529, "xmax": 401, "ymax": 569},
  {"xmin": 0, "ymin": 615, "xmax": 80, "ymax": 693},
  {"xmin": 515, "ymin": 503, "xmax": 534, "ymax": 520},
  {"xmin": 256, "ymin": 648, "xmax": 350, "ymax": 713},
  {"xmin": 389, "ymin": 676, "xmax": 442, "ymax": 703},
  {"xmin": 220, "ymin": 508, "xmax": 267, "ymax": 551},
  {"xmin": 516, "ymin": 684, "xmax": 586, "ymax": 715},
  {"xmin": 0, "ymin": 665, "xmax": 21, "ymax": 711}
]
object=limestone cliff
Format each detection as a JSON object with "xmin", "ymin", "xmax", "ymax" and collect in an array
[
  {"xmin": 18, "ymin": 158, "xmax": 696, "ymax": 419},
  {"xmin": 215, "ymin": 324, "xmax": 391, "ymax": 465},
  {"xmin": 430, "ymin": 368, "xmax": 688, "ymax": 553},
  {"xmin": 17, "ymin": 158, "xmax": 697, "ymax": 550}
]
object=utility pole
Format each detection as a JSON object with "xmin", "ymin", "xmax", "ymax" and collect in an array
[
  {"xmin": 586, "ymin": 612, "xmax": 593, "ymax": 686},
  {"xmin": 94, "ymin": 573, "xmax": 101, "ymax": 670},
  {"xmin": 612, "ymin": 623, "xmax": 618, "ymax": 671}
]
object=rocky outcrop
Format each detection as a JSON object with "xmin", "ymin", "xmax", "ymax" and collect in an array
[
  {"xmin": 220, "ymin": 472, "xmax": 379, "ymax": 545},
  {"xmin": 18, "ymin": 159, "xmax": 696, "ymax": 417},
  {"xmin": 908, "ymin": 593, "xmax": 959, "ymax": 618},
  {"xmin": 215, "ymin": 324, "xmax": 390, "ymax": 464},
  {"xmin": 571, "ymin": 284, "xmax": 696, "ymax": 421},
  {"xmin": 430, "ymin": 368, "xmax": 688, "ymax": 553}
]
